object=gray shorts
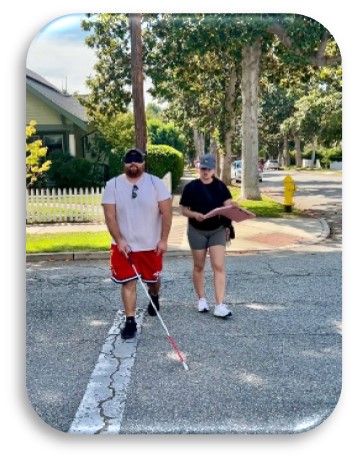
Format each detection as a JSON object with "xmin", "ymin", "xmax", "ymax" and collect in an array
[{"xmin": 187, "ymin": 224, "xmax": 226, "ymax": 250}]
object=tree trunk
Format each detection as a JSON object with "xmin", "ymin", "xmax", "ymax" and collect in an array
[
  {"xmin": 222, "ymin": 67, "xmax": 237, "ymax": 184},
  {"xmin": 240, "ymin": 41, "xmax": 261, "ymax": 200},
  {"xmin": 210, "ymin": 135, "xmax": 220, "ymax": 177},
  {"xmin": 283, "ymin": 136, "xmax": 290, "ymax": 167},
  {"xmin": 294, "ymin": 134, "xmax": 302, "ymax": 168},
  {"xmin": 311, "ymin": 136, "xmax": 317, "ymax": 166},
  {"xmin": 129, "ymin": 14, "xmax": 147, "ymax": 153},
  {"xmin": 193, "ymin": 129, "xmax": 204, "ymax": 160}
]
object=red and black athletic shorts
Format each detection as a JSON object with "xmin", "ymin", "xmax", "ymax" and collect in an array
[{"xmin": 110, "ymin": 244, "xmax": 163, "ymax": 284}]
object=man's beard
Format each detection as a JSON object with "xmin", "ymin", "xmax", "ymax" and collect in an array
[{"xmin": 125, "ymin": 164, "xmax": 144, "ymax": 178}]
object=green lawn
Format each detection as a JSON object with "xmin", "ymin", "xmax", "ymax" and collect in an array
[
  {"xmin": 26, "ymin": 232, "xmax": 111, "ymax": 254},
  {"xmin": 229, "ymin": 185, "xmax": 306, "ymax": 218},
  {"xmin": 26, "ymin": 186, "xmax": 305, "ymax": 254}
]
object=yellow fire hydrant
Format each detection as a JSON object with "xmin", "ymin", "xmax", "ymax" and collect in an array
[{"xmin": 283, "ymin": 174, "xmax": 297, "ymax": 212}]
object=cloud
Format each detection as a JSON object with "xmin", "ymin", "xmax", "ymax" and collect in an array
[
  {"xmin": 26, "ymin": 15, "xmax": 97, "ymax": 94},
  {"xmin": 26, "ymin": 13, "xmax": 157, "ymax": 103}
]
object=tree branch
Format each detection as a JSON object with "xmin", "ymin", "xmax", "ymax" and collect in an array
[
  {"xmin": 267, "ymin": 24, "xmax": 292, "ymax": 48},
  {"xmin": 268, "ymin": 22, "xmax": 341, "ymax": 67},
  {"xmin": 316, "ymin": 30, "xmax": 329, "ymax": 61}
]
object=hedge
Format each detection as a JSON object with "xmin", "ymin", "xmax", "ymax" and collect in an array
[{"xmin": 108, "ymin": 144, "xmax": 184, "ymax": 190}]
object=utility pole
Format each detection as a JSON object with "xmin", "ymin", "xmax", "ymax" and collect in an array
[{"xmin": 129, "ymin": 13, "xmax": 147, "ymax": 153}]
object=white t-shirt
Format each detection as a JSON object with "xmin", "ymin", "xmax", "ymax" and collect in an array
[{"xmin": 101, "ymin": 172, "xmax": 171, "ymax": 251}]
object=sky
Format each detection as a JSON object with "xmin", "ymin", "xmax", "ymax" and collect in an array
[
  {"xmin": 26, "ymin": 13, "xmax": 154, "ymax": 100},
  {"xmin": 26, "ymin": 13, "xmax": 97, "ymax": 94}
]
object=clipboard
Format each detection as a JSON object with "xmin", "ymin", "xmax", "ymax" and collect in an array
[{"xmin": 203, "ymin": 204, "xmax": 256, "ymax": 223}]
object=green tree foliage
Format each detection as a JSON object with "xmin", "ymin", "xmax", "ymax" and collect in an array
[
  {"xmin": 26, "ymin": 120, "xmax": 51, "ymax": 188},
  {"xmin": 80, "ymin": 13, "xmax": 341, "ymax": 196},
  {"xmin": 145, "ymin": 14, "xmax": 243, "ymax": 160},
  {"xmin": 146, "ymin": 102, "xmax": 163, "ymax": 120},
  {"xmin": 146, "ymin": 14, "xmax": 341, "ymax": 194},
  {"xmin": 272, "ymin": 44, "xmax": 342, "ymax": 160},
  {"xmin": 96, "ymin": 112, "xmax": 135, "ymax": 152},
  {"xmin": 80, "ymin": 13, "xmax": 131, "ymax": 120},
  {"xmin": 259, "ymin": 85, "xmax": 296, "ymax": 156},
  {"xmin": 295, "ymin": 89, "xmax": 342, "ymax": 146},
  {"xmin": 84, "ymin": 112, "xmax": 135, "ymax": 181},
  {"xmin": 280, "ymin": 69, "xmax": 342, "ymax": 159},
  {"xmin": 79, "ymin": 14, "xmax": 189, "ymax": 166},
  {"xmin": 147, "ymin": 119, "xmax": 185, "ymax": 153}
]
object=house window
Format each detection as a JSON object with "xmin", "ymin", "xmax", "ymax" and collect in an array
[{"xmin": 43, "ymin": 134, "xmax": 64, "ymax": 154}]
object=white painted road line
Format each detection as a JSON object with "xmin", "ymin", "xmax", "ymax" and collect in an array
[{"xmin": 69, "ymin": 309, "xmax": 144, "ymax": 435}]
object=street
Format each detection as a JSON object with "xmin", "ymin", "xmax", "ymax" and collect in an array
[
  {"xmin": 261, "ymin": 169, "xmax": 342, "ymax": 239},
  {"xmin": 26, "ymin": 249, "xmax": 341, "ymax": 434}
]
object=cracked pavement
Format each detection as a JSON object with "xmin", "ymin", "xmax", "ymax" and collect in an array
[{"xmin": 26, "ymin": 247, "xmax": 341, "ymax": 434}]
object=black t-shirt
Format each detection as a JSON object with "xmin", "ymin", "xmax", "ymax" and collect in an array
[{"xmin": 179, "ymin": 177, "xmax": 232, "ymax": 230}]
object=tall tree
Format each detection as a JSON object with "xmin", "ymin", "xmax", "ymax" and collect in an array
[
  {"xmin": 129, "ymin": 13, "xmax": 147, "ymax": 152},
  {"xmin": 145, "ymin": 14, "xmax": 242, "ymax": 184},
  {"xmin": 80, "ymin": 14, "xmax": 131, "ymax": 120},
  {"xmin": 80, "ymin": 14, "xmax": 147, "ymax": 153},
  {"xmin": 146, "ymin": 14, "xmax": 341, "ymax": 199},
  {"xmin": 81, "ymin": 14, "xmax": 341, "ymax": 200}
]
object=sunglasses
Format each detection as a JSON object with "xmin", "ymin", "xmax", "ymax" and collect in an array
[
  {"xmin": 125, "ymin": 159, "xmax": 144, "ymax": 164},
  {"xmin": 132, "ymin": 184, "xmax": 138, "ymax": 199},
  {"xmin": 200, "ymin": 167, "xmax": 212, "ymax": 171}
]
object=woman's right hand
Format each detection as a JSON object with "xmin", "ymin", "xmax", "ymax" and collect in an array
[{"xmin": 194, "ymin": 212, "xmax": 205, "ymax": 222}]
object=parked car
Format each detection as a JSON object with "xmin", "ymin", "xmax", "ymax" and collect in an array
[
  {"xmin": 231, "ymin": 160, "xmax": 263, "ymax": 182},
  {"xmin": 265, "ymin": 158, "xmax": 280, "ymax": 170}
]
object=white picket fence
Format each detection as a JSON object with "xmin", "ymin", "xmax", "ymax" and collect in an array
[
  {"xmin": 26, "ymin": 173, "xmax": 173, "ymax": 224},
  {"xmin": 26, "ymin": 187, "xmax": 105, "ymax": 224}
]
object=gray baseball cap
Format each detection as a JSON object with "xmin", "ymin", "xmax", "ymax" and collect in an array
[{"xmin": 199, "ymin": 154, "xmax": 216, "ymax": 169}]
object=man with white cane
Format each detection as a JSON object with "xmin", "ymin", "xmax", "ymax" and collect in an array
[{"xmin": 101, "ymin": 148, "xmax": 172, "ymax": 340}]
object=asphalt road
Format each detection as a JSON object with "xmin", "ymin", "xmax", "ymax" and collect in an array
[
  {"xmin": 261, "ymin": 169, "xmax": 342, "ymax": 238},
  {"xmin": 26, "ymin": 249, "xmax": 342, "ymax": 434}
]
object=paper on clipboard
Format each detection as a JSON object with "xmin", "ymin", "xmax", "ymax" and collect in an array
[{"xmin": 203, "ymin": 204, "xmax": 256, "ymax": 223}]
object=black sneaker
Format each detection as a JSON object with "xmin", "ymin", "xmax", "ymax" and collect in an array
[
  {"xmin": 120, "ymin": 319, "xmax": 137, "ymax": 340},
  {"xmin": 148, "ymin": 293, "xmax": 160, "ymax": 316}
]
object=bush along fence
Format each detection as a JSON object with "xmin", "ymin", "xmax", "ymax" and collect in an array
[{"xmin": 26, "ymin": 187, "xmax": 105, "ymax": 224}]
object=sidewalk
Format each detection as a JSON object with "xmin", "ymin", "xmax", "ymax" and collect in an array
[{"xmin": 26, "ymin": 172, "xmax": 330, "ymax": 262}]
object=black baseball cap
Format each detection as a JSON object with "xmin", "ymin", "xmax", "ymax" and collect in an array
[{"xmin": 123, "ymin": 148, "xmax": 145, "ymax": 164}]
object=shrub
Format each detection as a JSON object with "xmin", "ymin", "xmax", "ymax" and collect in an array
[
  {"xmin": 146, "ymin": 145, "xmax": 184, "ymax": 191},
  {"xmin": 301, "ymin": 146, "xmax": 342, "ymax": 168},
  {"xmin": 108, "ymin": 146, "xmax": 127, "ymax": 179},
  {"xmin": 46, "ymin": 151, "xmax": 102, "ymax": 189},
  {"xmin": 26, "ymin": 121, "xmax": 51, "ymax": 188},
  {"xmin": 108, "ymin": 144, "xmax": 184, "ymax": 190}
]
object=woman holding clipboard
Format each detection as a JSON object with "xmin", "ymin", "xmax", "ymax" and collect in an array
[{"xmin": 179, "ymin": 153, "xmax": 240, "ymax": 318}]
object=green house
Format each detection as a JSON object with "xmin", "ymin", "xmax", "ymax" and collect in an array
[{"xmin": 26, "ymin": 68, "xmax": 91, "ymax": 159}]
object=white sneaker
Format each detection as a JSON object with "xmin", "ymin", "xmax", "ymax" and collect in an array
[
  {"xmin": 214, "ymin": 303, "xmax": 232, "ymax": 318},
  {"xmin": 198, "ymin": 298, "xmax": 209, "ymax": 312}
]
